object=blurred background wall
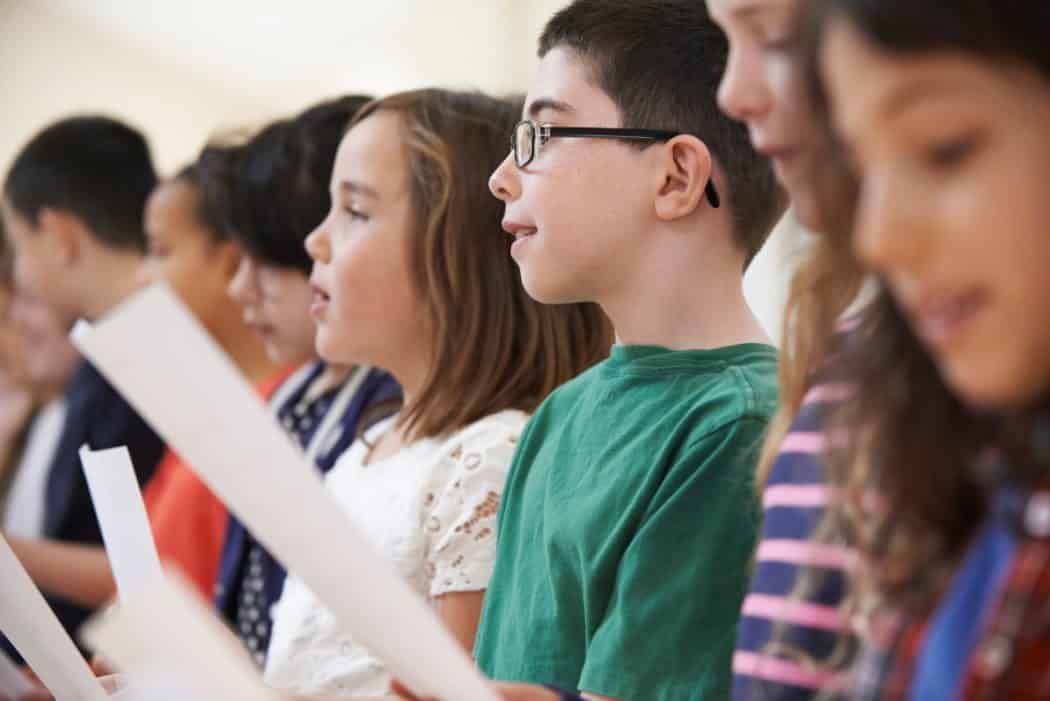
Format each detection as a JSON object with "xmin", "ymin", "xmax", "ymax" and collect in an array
[{"xmin": 0, "ymin": 0, "xmax": 806, "ymax": 341}]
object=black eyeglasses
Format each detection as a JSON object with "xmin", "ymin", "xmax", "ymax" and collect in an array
[{"xmin": 511, "ymin": 120, "xmax": 720, "ymax": 208}]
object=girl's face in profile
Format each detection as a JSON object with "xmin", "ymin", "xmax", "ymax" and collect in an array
[
  {"xmin": 822, "ymin": 17, "xmax": 1050, "ymax": 409},
  {"xmin": 711, "ymin": 0, "xmax": 827, "ymax": 231},
  {"xmin": 142, "ymin": 179, "xmax": 240, "ymax": 336},
  {"xmin": 306, "ymin": 111, "xmax": 421, "ymax": 373}
]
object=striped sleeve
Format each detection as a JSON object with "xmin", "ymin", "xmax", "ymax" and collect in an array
[{"xmin": 732, "ymin": 382, "xmax": 855, "ymax": 701}]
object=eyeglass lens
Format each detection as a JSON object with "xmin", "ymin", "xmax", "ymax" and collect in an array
[{"xmin": 514, "ymin": 121, "xmax": 534, "ymax": 166}]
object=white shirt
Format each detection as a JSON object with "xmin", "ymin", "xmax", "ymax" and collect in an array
[
  {"xmin": 263, "ymin": 409, "xmax": 527, "ymax": 696},
  {"xmin": 2, "ymin": 399, "xmax": 68, "ymax": 537}
]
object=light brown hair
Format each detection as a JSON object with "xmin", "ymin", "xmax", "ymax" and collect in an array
[
  {"xmin": 752, "ymin": 8, "xmax": 867, "ymax": 486},
  {"xmin": 352, "ymin": 89, "xmax": 614, "ymax": 441},
  {"xmin": 747, "ymin": 22, "xmax": 869, "ymax": 684}
]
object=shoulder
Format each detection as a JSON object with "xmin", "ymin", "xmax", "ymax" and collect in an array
[
  {"xmin": 436, "ymin": 409, "xmax": 529, "ymax": 459},
  {"xmin": 418, "ymin": 412, "xmax": 528, "ymax": 509},
  {"xmin": 765, "ymin": 381, "xmax": 850, "ymax": 489},
  {"xmin": 72, "ymin": 361, "xmax": 121, "ymax": 410},
  {"xmin": 78, "ymin": 361, "xmax": 161, "ymax": 444},
  {"xmin": 515, "ymin": 361, "xmax": 608, "ymax": 440},
  {"xmin": 708, "ymin": 345, "xmax": 779, "ymax": 417},
  {"xmin": 542, "ymin": 360, "xmax": 607, "ymax": 406},
  {"xmin": 672, "ymin": 349, "xmax": 779, "ymax": 446}
]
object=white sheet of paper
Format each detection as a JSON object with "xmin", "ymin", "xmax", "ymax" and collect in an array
[
  {"xmin": 79, "ymin": 446, "xmax": 162, "ymax": 604},
  {"xmin": 71, "ymin": 285, "xmax": 499, "ymax": 701},
  {"xmin": 0, "ymin": 648, "xmax": 35, "ymax": 698},
  {"xmin": 81, "ymin": 570, "xmax": 280, "ymax": 701},
  {"xmin": 0, "ymin": 536, "xmax": 107, "ymax": 701}
]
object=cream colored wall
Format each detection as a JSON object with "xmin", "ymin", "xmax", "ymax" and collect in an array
[
  {"xmin": 0, "ymin": 1, "xmax": 527, "ymax": 175},
  {"xmin": 0, "ymin": 4, "xmax": 275, "ymax": 176},
  {"xmin": 518, "ymin": 0, "xmax": 570, "ymax": 77}
]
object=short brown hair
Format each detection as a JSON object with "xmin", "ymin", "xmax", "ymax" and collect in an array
[
  {"xmin": 352, "ymin": 90, "xmax": 614, "ymax": 440},
  {"xmin": 539, "ymin": 0, "xmax": 787, "ymax": 267}
]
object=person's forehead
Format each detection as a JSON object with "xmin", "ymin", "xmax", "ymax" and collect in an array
[
  {"xmin": 824, "ymin": 25, "xmax": 984, "ymax": 137},
  {"xmin": 525, "ymin": 47, "xmax": 620, "ymax": 123},
  {"xmin": 335, "ymin": 112, "xmax": 407, "ymax": 193}
]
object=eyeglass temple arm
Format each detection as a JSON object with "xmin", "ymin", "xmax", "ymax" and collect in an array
[
  {"xmin": 522, "ymin": 125, "xmax": 721, "ymax": 208},
  {"xmin": 543, "ymin": 127, "xmax": 720, "ymax": 207}
]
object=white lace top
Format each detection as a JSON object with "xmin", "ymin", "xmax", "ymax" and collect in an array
[{"xmin": 263, "ymin": 409, "xmax": 528, "ymax": 696}]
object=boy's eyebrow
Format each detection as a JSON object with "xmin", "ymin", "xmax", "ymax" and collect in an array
[{"xmin": 527, "ymin": 98, "xmax": 576, "ymax": 120}]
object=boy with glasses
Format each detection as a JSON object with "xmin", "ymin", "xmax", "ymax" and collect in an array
[{"xmin": 473, "ymin": 2, "xmax": 786, "ymax": 700}]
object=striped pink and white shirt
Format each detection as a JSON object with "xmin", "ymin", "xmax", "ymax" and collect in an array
[{"xmin": 732, "ymin": 381, "xmax": 855, "ymax": 701}]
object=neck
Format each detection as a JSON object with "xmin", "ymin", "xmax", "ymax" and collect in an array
[
  {"xmin": 599, "ymin": 234, "xmax": 770, "ymax": 350},
  {"xmin": 80, "ymin": 250, "xmax": 145, "ymax": 321},
  {"xmin": 384, "ymin": 347, "xmax": 430, "ymax": 439}
]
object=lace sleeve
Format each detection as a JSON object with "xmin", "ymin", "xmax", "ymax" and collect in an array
[{"xmin": 424, "ymin": 416, "xmax": 523, "ymax": 598}]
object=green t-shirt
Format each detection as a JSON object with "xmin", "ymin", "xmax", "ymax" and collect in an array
[{"xmin": 474, "ymin": 344, "xmax": 778, "ymax": 700}]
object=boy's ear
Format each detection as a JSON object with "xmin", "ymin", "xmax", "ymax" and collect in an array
[
  {"xmin": 653, "ymin": 135, "xmax": 714, "ymax": 222},
  {"xmin": 37, "ymin": 208, "xmax": 86, "ymax": 266}
]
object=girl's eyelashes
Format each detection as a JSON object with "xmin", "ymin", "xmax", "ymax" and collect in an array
[{"xmin": 342, "ymin": 205, "xmax": 370, "ymax": 222}]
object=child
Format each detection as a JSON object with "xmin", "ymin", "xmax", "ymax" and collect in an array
[
  {"xmin": 805, "ymin": 0, "xmax": 1050, "ymax": 697},
  {"xmin": 473, "ymin": 1, "xmax": 785, "ymax": 699},
  {"xmin": 0, "ymin": 117, "xmax": 166, "ymax": 652},
  {"xmin": 218, "ymin": 96, "xmax": 402, "ymax": 667},
  {"xmin": 262, "ymin": 88, "xmax": 613, "ymax": 697},
  {"xmin": 0, "ymin": 291, "xmax": 80, "ymax": 538},
  {"xmin": 709, "ymin": 0, "xmax": 866, "ymax": 697},
  {"xmin": 0, "ymin": 237, "xmax": 39, "ymax": 502},
  {"xmin": 138, "ymin": 163, "xmax": 285, "ymax": 599},
  {"xmin": 0, "ymin": 159, "xmax": 286, "ymax": 610}
]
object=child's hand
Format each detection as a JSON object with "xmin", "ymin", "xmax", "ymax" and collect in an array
[
  {"xmin": 390, "ymin": 679, "xmax": 561, "ymax": 701},
  {"xmin": 3, "ymin": 674, "xmax": 125, "ymax": 701},
  {"xmin": 90, "ymin": 654, "xmax": 116, "ymax": 678}
]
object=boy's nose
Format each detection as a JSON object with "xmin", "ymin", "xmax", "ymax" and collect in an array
[{"xmin": 489, "ymin": 153, "xmax": 521, "ymax": 203}]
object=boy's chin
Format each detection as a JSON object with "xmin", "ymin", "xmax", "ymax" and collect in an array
[{"xmin": 520, "ymin": 272, "xmax": 589, "ymax": 306}]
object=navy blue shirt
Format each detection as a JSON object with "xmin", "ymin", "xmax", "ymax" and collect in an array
[
  {"xmin": 2, "ymin": 361, "xmax": 165, "ymax": 660},
  {"xmin": 213, "ymin": 364, "xmax": 400, "ymax": 665}
]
